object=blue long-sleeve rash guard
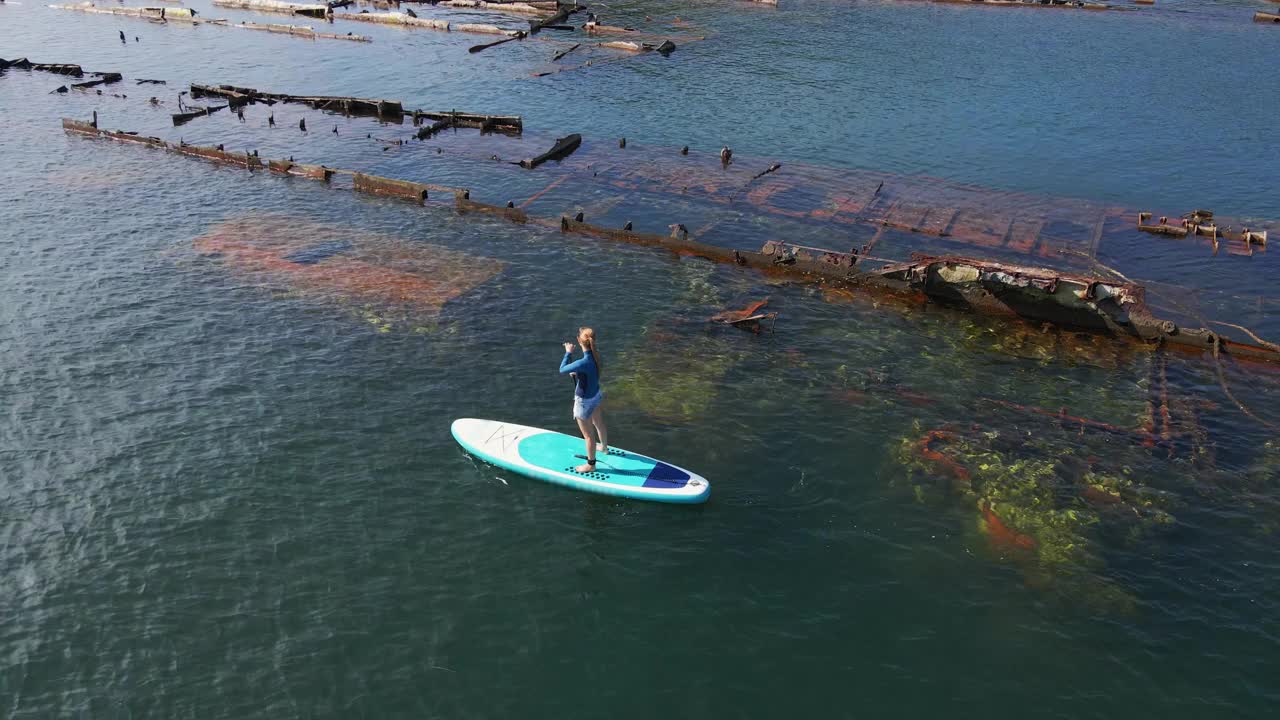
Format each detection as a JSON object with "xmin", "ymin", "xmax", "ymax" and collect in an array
[{"xmin": 559, "ymin": 350, "xmax": 600, "ymax": 398}]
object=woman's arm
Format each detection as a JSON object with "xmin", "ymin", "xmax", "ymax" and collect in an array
[{"xmin": 560, "ymin": 352, "xmax": 591, "ymax": 374}]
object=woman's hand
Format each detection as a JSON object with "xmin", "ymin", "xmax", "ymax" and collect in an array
[{"xmin": 563, "ymin": 342, "xmax": 575, "ymax": 353}]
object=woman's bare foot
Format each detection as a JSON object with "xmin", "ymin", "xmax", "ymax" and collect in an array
[{"xmin": 574, "ymin": 462, "xmax": 595, "ymax": 474}]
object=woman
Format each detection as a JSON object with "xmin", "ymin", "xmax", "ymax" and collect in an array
[{"xmin": 559, "ymin": 327, "xmax": 609, "ymax": 474}]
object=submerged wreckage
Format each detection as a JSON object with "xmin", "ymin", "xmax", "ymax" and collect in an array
[{"xmin": 58, "ymin": 106, "xmax": 1280, "ymax": 367}]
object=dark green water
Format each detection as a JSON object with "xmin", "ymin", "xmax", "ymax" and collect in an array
[{"xmin": 3, "ymin": 1, "xmax": 1280, "ymax": 717}]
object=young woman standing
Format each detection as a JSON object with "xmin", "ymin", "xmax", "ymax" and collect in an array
[{"xmin": 559, "ymin": 327, "xmax": 609, "ymax": 474}]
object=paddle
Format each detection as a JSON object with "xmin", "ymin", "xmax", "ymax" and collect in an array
[{"xmin": 468, "ymin": 31, "xmax": 526, "ymax": 54}]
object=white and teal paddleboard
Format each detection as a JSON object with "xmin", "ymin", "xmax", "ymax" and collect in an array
[{"xmin": 451, "ymin": 418, "xmax": 710, "ymax": 504}]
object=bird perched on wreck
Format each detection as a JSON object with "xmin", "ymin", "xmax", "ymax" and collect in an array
[
  {"xmin": 299, "ymin": 118, "xmax": 307, "ymax": 132},
  {"xmin": 720, "ymin": 146, "xmax": 733, "ymax": 166},
  {"xmin": 332, "ymin": 124, "xmax": 338, "ymax": 135},
  {"xmin": 669, "ymin": 223, "xmax": 689, "ymax": 241},
  {"xmin": 268, "ymin": 113, "xmax": 275, "ymax": 127},
  {"xmin": 119, "ymin": 30, "xmax": 126, "ymax": 44},
  {"xmin": 405, "ymin": 7, "xmax": 417, "ymax": 17}
]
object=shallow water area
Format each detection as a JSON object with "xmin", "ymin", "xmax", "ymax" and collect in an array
[{"xmin": 3, "ymin": 1, "xmax": 1280, "ymax": 718}]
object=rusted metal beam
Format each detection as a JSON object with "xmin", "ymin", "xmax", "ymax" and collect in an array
[
  {"xmin": 49, "ymin": 4, "xmax": 199, "ymax": 21},
  {"xmin": 62, "ymin": 118, "xmax": 163, "ymax": 147},
  {"xmin": 410, "ymin": 109, "xmax": 521, "ymax": 134},
  {"xmin": 320, "ymin": 96, "xmax": 401, "ymax": 117},
  {"xmin": 268, "ymin": 159, "xmax": 334, "ymax": 180},
  {"xmin": 190, "ymin": 83, "xmax": 521, "ymax": 133},
  {"xmin": 191, "ymin": 85, "xmax": 257, "ymax": 109},
  {"xmin": 218, "ymin": 20, "xmax": 372, "ymax": 42},
  {"xmin": 456, "ymin": 195, "xmax": 532, "ymax": 224},
  {"xmin": 453, "ymin": 22, "xmax": 519, "ymax": 36},
  {"xmin": 211, "ymin": 0, "xmax": 330, "ymax": 18},
  {"xmin": 338, "ymin": 11, "xmax": 453, "ymax": 31},
  {"xmin": 172, "ymin": 143, "xmax": 265, "ymax": 169},
  {"xmin": 352, "ymin": 173, "xmax": 433, "ymax": 204},
  {"xmin": 350, "ymin": 173, "xmax": 468, "ymax": 203}
]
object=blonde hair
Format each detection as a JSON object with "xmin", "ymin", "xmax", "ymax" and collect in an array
[{"xmin": 578, "ymin": 327, "xmax": 601, "ymax": 374}]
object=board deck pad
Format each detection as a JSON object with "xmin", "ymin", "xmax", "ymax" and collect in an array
[{"xmin": 451, "ymin": 419, "xmax": 710, "ymax": 503}]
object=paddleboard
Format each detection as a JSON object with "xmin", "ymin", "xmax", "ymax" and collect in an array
[{"xmin": 451, "ymin": 418, "xmax": 710, "ymax": 504}]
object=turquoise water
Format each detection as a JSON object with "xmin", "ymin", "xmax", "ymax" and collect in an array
[{"xmin": 4, "ymin": 1, "xmax": 1280, "ymax": 717}]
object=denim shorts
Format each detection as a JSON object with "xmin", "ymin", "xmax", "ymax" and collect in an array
[{"xmin": 573, "ymin": 389, "xmax": 604, "ymax": 420}]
